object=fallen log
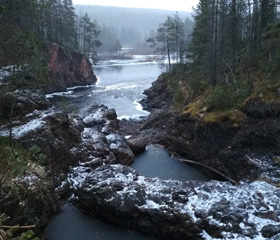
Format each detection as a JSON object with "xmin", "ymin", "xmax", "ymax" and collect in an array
[{"xmin": 178, "ymin": 158, "xmax": 239, "ymax": 186}]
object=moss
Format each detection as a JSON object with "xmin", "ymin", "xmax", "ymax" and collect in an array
[
  {"xmin": 203, "ymin": 110, "xmax": 246, "ymax": 127},
  {"xmin": 182, "ymin": 97, "xmax": 206, "ymax": 117}
]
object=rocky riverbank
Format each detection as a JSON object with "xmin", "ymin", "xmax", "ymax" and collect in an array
[
  {"xmin": 1, "ymin": 54, "xmax": 280, "ymax": 239},
  {"xmin": 0, "ymin": 44, "xmax": 99, "ymax": 236},
  {"xmin": 70, "ymin": 72, "xmax": 280, "ymax": 239}
]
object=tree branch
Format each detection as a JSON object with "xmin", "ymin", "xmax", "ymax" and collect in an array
[
  {"xmin": 178, "ymin": 158, "xmax": 239, "ymax": 186},
  {"xmin": 1, "ymin": 225, "xmax": 35, "ymax": 229}
]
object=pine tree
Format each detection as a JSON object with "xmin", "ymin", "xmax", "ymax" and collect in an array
[{"xmin": 147, "ymin": 14, "xmax": 185, "ymax": 71}]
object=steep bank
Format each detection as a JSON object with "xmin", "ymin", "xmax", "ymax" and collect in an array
[{"xmin": 132, "ymin": 72, "xmax": 280, "ymax": 183}]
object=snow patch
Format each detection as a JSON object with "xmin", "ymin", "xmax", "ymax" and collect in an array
[
  {"xmin": 186, "ymin": 181, "xmax": 279, "ymax": 239},
  {"xmin": 12, "ymin": 119, "xmax": 45, "ymax": 138},
  {"xmin": 68, "ymin": 166, "xmax": 91, "ymax": 189},
  {"xmin": 141, "ymin": 200, "xmax": 161, "ymax": 209},
  {"xmin": 106, "ymin": 133, "xmax": 122, "ymax": 149},
  {"xmin": 81, "ymin": 128, "xmax": 103, "ymax": 143},
  {"xmin": 0, "ymin": 118, "xmax": 45, "ymax": 139},
  {"xmin": 83, "ymin": 108, "xmax": 104, "ymax": 125}
]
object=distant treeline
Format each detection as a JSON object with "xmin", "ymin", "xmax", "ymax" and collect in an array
[
  {"xmin": 74, "ymin": 5, "xmax": 194, "ymax": 53},
  {"xmin": 0, "ymin": 0, "xmax": 194, "ymax": 66}
]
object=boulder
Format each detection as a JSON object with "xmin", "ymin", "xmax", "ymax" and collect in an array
[
  {"xmin": 140, "ymin": 75, "xmax": 172, "ymax": 112},
  {"xmin": 75, "ymin": 164, "xmax": 280, "ymax": 240},
  {"xmin": 261, "ymin": 224, "xmax": 280, "ymax": 238},
  {"xmin": 106, "ymin": 133, "xmax": 135, "ymax": 165},
  {"xmin": 75, "ymin": 164, "xmax": 201, "ymax": 240},
  {"xmin": 19, "ymin": 111, "xmax": 81, "ymax": 172},
  {"xmin": 126, "ymin": 135, "xmax": 147, "ymax": 154}
]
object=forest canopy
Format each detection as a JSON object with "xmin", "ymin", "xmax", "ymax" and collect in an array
[
  {"xmin": 0, "ymin": 0, "xmax": 101, "ymax": 66},
  {"xmin": 188, "ymin": 0, "xmax": 280, "ymax": 88}
]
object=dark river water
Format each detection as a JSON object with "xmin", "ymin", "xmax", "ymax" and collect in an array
[{"xmin": 45, "ymin": 55, "xmax": 209, "ymax": 240}]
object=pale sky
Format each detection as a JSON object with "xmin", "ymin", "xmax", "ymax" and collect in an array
[{"xmin": 72, "ymin": 0, "xmax": 199, "ymax": 12}]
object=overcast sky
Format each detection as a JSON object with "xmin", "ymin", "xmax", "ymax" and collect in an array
[{"xmin": 72, "ymin": 0, "xmax": 199, "ymax": 12}]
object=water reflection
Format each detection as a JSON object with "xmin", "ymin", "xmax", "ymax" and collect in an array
[
  {"xmin": 45, "ymin": 203, "xmax": 157, "ymax": 240},
  {"xmin": 132, "ymin": 145, "xmax": 210, "ymax": 181}
]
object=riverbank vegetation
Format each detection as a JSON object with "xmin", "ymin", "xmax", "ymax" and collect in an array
[
  {"xmin": 151, "ymin": 0, "xmax": 280, "ymax": 122},
  {"xmin": 0, "ymin": 136, "xmax": 48, "ymax": 239}
]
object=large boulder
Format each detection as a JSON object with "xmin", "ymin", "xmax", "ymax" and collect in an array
[
  {"xmin": 45, "ymin": 43, "xmax": 97, "ymax": 93},
  {"xmin": 75, "ymin": 164, "xmax": 280, "ymax": 240},
  {"xmin": 75, "ymin": 164, "xmax": 201, "ymax": 240},
  {"xmin": 18, "ymin": 111, "xmax": 81, "ymax": 172}
]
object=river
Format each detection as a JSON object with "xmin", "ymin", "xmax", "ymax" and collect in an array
[
  {"xmin": 48, "ymin": 55, "xmax": 161, "ymax": 119},
  {"xmin": 45, "ymin": 55, "xmax": 209, "ymax": 240}
]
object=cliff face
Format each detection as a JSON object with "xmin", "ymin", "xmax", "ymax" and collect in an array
[
  {"xmin": 134, "ymin": 74, "xmax": 280, "ymax": 183},
  {"xmin": 45, "ymin": 44, "xmax": 97, "ymax": 93}
]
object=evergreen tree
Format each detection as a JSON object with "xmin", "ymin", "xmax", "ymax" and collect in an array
[
  {"xmin": 147, "ymin": 14, "xmax": 185, "ymax": 71},
  {"xmin": 187, "ymin": 0, "xmax": 213, "ymax": 78},
  {"xmin": 188, "ymin": 0, "xmax": 279, "ymax": 88}
]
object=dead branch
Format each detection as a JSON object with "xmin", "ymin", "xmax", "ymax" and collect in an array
[
  {"xmin": 178, "ymin": 158, "xmax": 239, "ymax": 186},
  {"xmin": 1, "ymin": 225, "xmax": 35, "ymax": 229}
]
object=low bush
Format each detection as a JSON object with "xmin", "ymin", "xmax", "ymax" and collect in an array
[{"xmin": 206, "ymin": 81, "xmax": 251, "ymax": 111}]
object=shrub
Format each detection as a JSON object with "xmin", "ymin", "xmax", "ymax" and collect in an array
[{"xmin": 207, "ymin": 82, "xmax": 251, "ymax": 111}]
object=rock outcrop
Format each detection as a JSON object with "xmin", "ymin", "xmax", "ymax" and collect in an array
[
  {"xmin": 45, "ymin": 43, "xmax": 97, "ymax": 93},
  {"xmin": 132, "ymin": 74, "xmax": 280, "ymax": 183},
  {"xmin": 0, "ymin": 103, "xmax": 134, "ymax": 181},
  {"xmin": 75, "ymin": 164, "xmax": 280, "ymax": 240}
]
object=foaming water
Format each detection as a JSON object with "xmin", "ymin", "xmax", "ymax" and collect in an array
[{"xmin": 48, "ymin": 55, "xmax": 161, "ymax": 119}]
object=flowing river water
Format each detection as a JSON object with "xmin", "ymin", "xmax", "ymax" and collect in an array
[{"xmin": 45, "ymin": 55, "xmax": 209, "ymax": 240}]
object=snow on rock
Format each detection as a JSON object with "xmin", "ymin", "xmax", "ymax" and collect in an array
[
  {"xmin": 75, "ymin": 164, "xmax": 280, "ymax": 240},
  {"xmin": 67, "ymin": 166, "xmax": 92, "ymax": 190},
  {"xmin": 74, "ymin": 127, "xmax": 117, "ymax": 167},
  {"xmin": 12, "ymin": 118, "xmax": 46, "ymax": 139},
  {"xmin": 82, "ymin": 108, "xmax": 106, "ymax": 126},
  {"xmin": 0, "ymin": 110, "xmax": 47, "ymax": 139},
  {"xmin": 105, "ymin": 133, "xmax": 135, "ymax": 165},
  {"xmin": 106, "ymin": 133, "xmax": 122, "ymax": 149},
  {"xmin": 247, "ymin": 155, "xmax": 280, "ymax": 185}
]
